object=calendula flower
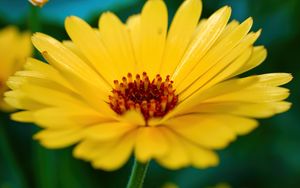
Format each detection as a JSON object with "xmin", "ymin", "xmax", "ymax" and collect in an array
[
  {"xmin": 0, "ymin": 27, "xmax": 32, "ymax": 111},
  {"xmin": 5, "ymin": 0, "xmax": 291, "ymax": 171}
]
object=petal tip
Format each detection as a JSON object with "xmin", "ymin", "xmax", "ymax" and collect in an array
[{"xmin": 245, "ymin": 17, "xmax": 253, "ymax": 26}]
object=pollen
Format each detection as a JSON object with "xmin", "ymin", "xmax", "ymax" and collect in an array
[{"xmin": 109, "ymin": 72, "xmax": 178, "ymax": 121}]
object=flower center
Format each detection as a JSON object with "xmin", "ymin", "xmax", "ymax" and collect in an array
[{"xmin": 109, "ymin": 72, "xmax": 178, "ymax": 121}]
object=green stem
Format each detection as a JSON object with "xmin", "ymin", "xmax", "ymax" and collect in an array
[
  {"xmin": 126, "ymin": 159, "xmax": 150, "ymax": 188},
  {"xmin": 28, "ymin": 4, "xmax": 42, "ymax": 59},
  {"xmin": 28, "ymin": 5, "xmax": 41, "ymax": 33}
]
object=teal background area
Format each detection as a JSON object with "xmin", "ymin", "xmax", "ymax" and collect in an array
[{"xmin": 1, "ymin": 0, "xmax": 300, "ymax": 187}]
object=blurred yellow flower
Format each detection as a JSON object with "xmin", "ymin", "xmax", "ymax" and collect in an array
[
  {"xmin": 162, "ymin": 182, "xmax": 179, "ymax": 188},
  {"xmin": 5, "ymin": 0, "xmax": 291, "ymax": 171},
  {"xmin": 28, "ymin": 0, "xmax": 49, "ymax": 7},
  {"xmin": 0, "ymin": 27, "xmax": 32, "ymax": 111},
  {"xmin": 207, "ymin": 183, "xmax": 232, "ymax": 188}
]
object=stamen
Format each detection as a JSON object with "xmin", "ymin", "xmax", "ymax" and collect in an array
[
  {"xmin": 168, "ymin": 93, "xmax": 174, "ymax": 103},
  {"xmin": 128, "ymin": 100, "xmax": 135, "ymax": 110},
  {"xmin": 127, "ymin": 73, "xmax": 133, "ymax": 83},
  {"xmin": 120, "ymin": 83, "xmax": 126, "ymax": 95},
  {"xmin": 144, "ymin": 77, "xmax": 149, "ymax": 91},
  {"xmin": 141, "ymin": 100, "xmax": 148, "ymax": 111},
  {"xmin": 114, "ymin": 80, "xmax": 119, "ymax": 91},
  {"xmin": 135, "ymin": 103, "xmax": 141, "ymax": 112},
  {"xmin": 109, "ymin": 72, "xmax": 178, "ymax": 121},
  {"xmin": 122, "ymin": 77, "xmax": 128, "ymax": 88},
  {"xmin": 156, "ymin": 77, "xmax": 162, "ymax": 90},
  {"xmin": 136, "ymin": 74, "xmax": 141, "ymax": 88},
  {"xmin": 118, "ymin": 98, "xmax": 126, "ymax": 113},
  {"xmin": 161, "ymin": 96, "xmax": 167, "ymax": 112}
]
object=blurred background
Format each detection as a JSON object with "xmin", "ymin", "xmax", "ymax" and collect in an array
[{"xmin": 0, "ymin": 0, "xmax": 299, "ymax": 187}]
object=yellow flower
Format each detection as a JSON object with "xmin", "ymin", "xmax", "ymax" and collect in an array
[
  {"xmin": 5, "ymin": 0, "xmax": 291, "ymax": 171},
  {"xmin": 0, "ymin": 27, "xmax": 32, "ymax": 111}
]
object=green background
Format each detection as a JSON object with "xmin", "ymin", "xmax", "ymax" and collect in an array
[{"xmin": 1, "ymin": 0, "xmax": 300, "ymax": 187}]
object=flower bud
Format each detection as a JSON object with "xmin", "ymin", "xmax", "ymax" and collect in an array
[{"xmin": 28, "ymin": 0, "xmax": 49, "ymax": 7}]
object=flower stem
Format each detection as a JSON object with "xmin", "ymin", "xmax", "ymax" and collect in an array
[
  {"xmin": 28, "ymin": 4, "xmax": 42, "ymax": 58},
  {"xmin": 126, "ymin": 159, "xmax": 150, "ymax": 188},
  {"xmin": 28, "ymin": 5, "xmax": 41, "ymax": 33}
]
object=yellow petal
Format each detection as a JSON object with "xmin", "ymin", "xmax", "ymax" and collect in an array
[
  {"xmin": 200, "ymin": 115, "xmax": 258, "ymax": 135},
  {"xmin": 41, "ymin": 51, "xmax": 115, "ymax": 116},
  {"xmin": 23, "ymin": 58, "xmax": 74, "ymax": 90},
  {"xmin": 254, "ymin": 73, "xmax": 293, "ymax": 86},
  {"xmin": 11, "ymin": 111, "xmax": 34, "ymax": 122},
  {"xmin": 202, "ymin": 47, "xmax": 253, "ymax": 87},
  {"xmin": 65, "ymin": 16, "xmax": 119, "ymax": 84},
  {"xmin": 172, "ymin": 6, "xmax": 231, "ymax": 81},
  {"xmin": 217, "ymin": 20, "xmax": 239, "ymax": 41},
  {"xmin": 126, "ymin": 14, "xmax": 141, "ymax": 66},
  {"xmin": 203, "ymin": 30, "xmax": 261, "ymax": 84},
  {"xmin": 205, "ymin": 85, "xmax": 290, "ymax": 103},
  {"xmin": 85, "ymin": 122, "xmax": 137, "ymax": 140},
  {"xmin": 139, "ymin": 0, "xmax": 168, "ymax": 77},
  {"xmin": 192, "ymin": 19, "xmax": 207, "ymax": 38},
  {"xmin": 15, "ymin": 70, "xmax": 46, "ymax": 79},
  {"xmin": 7, "ymin": 74, "xmax": 72, "ymax": 95},
  {"xmin": 4, "ymin": 97, "xmax": 24, "ymax": 109},
  {"xmin": 271, "ymin": 101, "xmax": 292, "ymax": 114},
  {"xmin": 178, "ymin": 73, "xmax": 292, "ymax": 117},
  {"xmin": 3, "ymin": 30, "xmax": 32, "ymax": 75},
  {"xmin": 181, "ymin": 139, "xmax": 219, "ymax": 169},
  {"xmin": 34, "ymin": 127, "xmax": 84, "ymax": 149},
  {"xmin": 33, "ymin": 107, "xmax": 110, "ymax": 128},
  {"xmin": 4, "ymin": 90, "xmax": 45, "ymax": 110},
  {"xmin": 0, "ymin": 101, "xmax": 15, "ymax": 112},
  {"xmin": 234, "ymin": 46, "xmax": 267, "ymax": 75},
  {"xmin": 159, "ymin": 77, "xmax": 258, "ymax": 123},
  {"xmin": 99, "ymin": 12, "xmax": 136, "ymax": 76},
  {"xmin": 0, "ymin": 27, "xmax": 27, "ymax": 78},
  {"xmin": 156, "ymin": 127, "xmax": 190, "ymax": 169},
  {"xmin": 6, "ymin": 76, "xmax": 29, "ymax": 90},
  {"xmin": 32, "ymin": 33, "xmax": 109, "ymax": 91},
  {"xmin": 160, "ymin": 0, "xmax": 202, "ymax": 76},
  {"xmin": 19, "ymin": 84, "xmax": 85, "ymax": 107},
  {"xmin": 189, "ymin": 101, "xmax": 291, "ymax": 118},
  {"xmin": 117, "ymin": 110, "xmax": 146, "ymax": 126},
  {"xmin": 165, "ymin": 114, "xmax": 236, "ymax": 149},
  {"xmin": 0, "ymin": 26, "xmax": 18, "ymax": 42},
  {"xmin": 32, "ymin": 35, "xmax": 111, "ymax": 110},
  {"xmin": 62, "ymin": 40, "xmax": 91, "ymax": 64},
  {"xmin": 91, "ymin": 131, "xmax": 136, "ymax": 171},
  {"xmin": 179, "ymin": 46, "xmax": 253, "ymax": 100},
  {"xmin": 135, "ymin": 126, "xmax": 169, "ymax": 162},
  {"xmin": 18, "ymin": 32, "xmax": 33, "ymax": 61},
  {"xmin": 177, "ymin": 18, "xmax": 254, "ymax": 95},
  {"xmin": 73, "ymin": 137, "xmax": 119, "ymax": 161},
  {"xmin": 14, "ymin": 83, "xmax": 114, "ymax": 119}
]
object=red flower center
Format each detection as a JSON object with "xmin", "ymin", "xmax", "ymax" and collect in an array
[{"xmin": 109, "ymin": 72, "xmax": 178, "ymax": 121}]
